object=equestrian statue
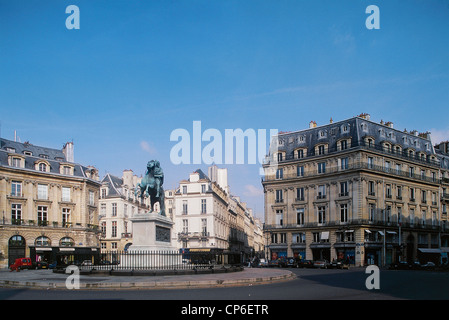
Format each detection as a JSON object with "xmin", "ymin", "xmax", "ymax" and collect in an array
[{"xmin": 135, "ymin": 160, "xmax": 166, "ymax": 216}]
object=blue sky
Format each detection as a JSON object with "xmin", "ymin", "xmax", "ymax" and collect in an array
[{"xmin": 1, "ymin": 0, "xmax": 449, "ymax": 220}]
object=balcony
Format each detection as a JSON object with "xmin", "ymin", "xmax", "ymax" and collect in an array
[
  {"xmin": 263, "ymin": 141, "xmax": 440, "ymax": 168},
  {"xmin": 263, "ymin": 219, "xmax": 446, "ymax": 232},
  {"xmin": 178, "ymin": 232, "xmax": 210, "ymax": 240}
]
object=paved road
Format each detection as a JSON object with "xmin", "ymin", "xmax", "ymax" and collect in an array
[{"xmin": 1, "ymin": 266, "xmax": 448, "ymax": 300}]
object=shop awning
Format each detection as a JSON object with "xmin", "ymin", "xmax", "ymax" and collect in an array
[
  {"xmin": 365, "ymin": 230, "xmax": 372, "ymax": 233},
  {"xmin": 378, "ymin": 231, "xmax": 384, "ymax": 236},
  {"xmin": 189, "ymin": 248, "xmax": 211, "ymax": 252},
  {"xmin": 418, "ymin": 248, "xmax": 443, "ymax": 254}
]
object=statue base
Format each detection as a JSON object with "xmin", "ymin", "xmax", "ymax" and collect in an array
[
  {"xmin": 128, "ymin": 212, "xmax": 176, "ymax": 251},
  {"xmin": 122, "ymin": 212, "xmax": 179, "ymax": 269}
]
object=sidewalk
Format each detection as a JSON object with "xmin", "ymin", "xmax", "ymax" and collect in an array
[{"xmin": 0, "ymin": 267, "xmax": 295, "ymax": 290}]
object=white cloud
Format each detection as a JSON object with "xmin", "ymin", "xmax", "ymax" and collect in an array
[
  {"xmin": 429, "ymin": 128, "xmax": 449, "ymax": 144},
  {"xmin": 243, "ymin": 184, "xmax": 264, "ymax": 197},
  {"xmin": 140, "ymin": 140, "xmax": 158, "ymax": 155}
]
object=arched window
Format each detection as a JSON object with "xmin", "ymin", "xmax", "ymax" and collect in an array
[
  {"xmin": 35, "ymin": 236, "xmax": 51, "ymax": 247},
  {"xmin": 9, "ymin": 235, "xmax": 25, "ymax": 246},
  {"xmin": 60, "ymin": 237, "xmax": 74, "ymax": 247}
]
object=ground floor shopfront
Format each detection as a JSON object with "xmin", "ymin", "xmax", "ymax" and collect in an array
[
  {"xmin": 0, "ymin": 226, "xmax": 100, "ymax": 268},
  {"xmin": 266, "ymin": 227, "xmax": 448, "ymax": 267}
]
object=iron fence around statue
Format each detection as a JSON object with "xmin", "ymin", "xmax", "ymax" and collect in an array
[{"xmin": 55, "ymin": 250, "xmax": 242, "ymax": 271}]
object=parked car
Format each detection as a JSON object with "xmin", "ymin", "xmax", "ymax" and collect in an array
[
  {"xmin": 287, "ymin": 258, "xmax": 296, "ymax": 268},
  {"xmin": 268, "ymin": 259, "xmax": 280, "ymax": 267},
  {"xmin": 9, "ymin": 258, "xmax": 33, "ymax": 271},
  {"xmin": 297, "ymin": 260, "xmax": 314, "ymax": 268},
  {"xmin": 329, "ymin": 260, "xmax": 343, "ymax": 269},
  {"xmin": 278, "ymin": 258, "xmax": 288, "ymax": 268},
  {"xmin": 34, "ymin": 261, "xmax": 49, "ymax": 269},
  {"xmin": 388, "ymin": 261, "xmax": 410, "ymax": 270},
  {"xmin": 313, "ymin": 260, "xmax": 330, "ymax": 269},
  {"xmin": 258, "ymin": 259, "xmax": 268, "ymax": 267},
  {"xmin": 421, "ymin": 262, "xmax": 436, "ymax": 270},
  {"xmin": 48, "ymin": 261, "xmax": 57, "ymax": 269},
  {"xmin": 81, "ymin": 260, "xmax": 93, "ymax": 266}
]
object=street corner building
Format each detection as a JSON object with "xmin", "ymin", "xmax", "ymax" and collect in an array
[
  {"xmin": 262, "ymin": 113, "xmax": 449, "ymax": 267},
  {"xmin": 0, "ymin": 138, "xmax": 101, "ymax": 269}
]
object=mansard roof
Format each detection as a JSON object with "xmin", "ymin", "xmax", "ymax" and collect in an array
[
  {"xmin": 273, "ymin": 115, "xmax": 435, "ymax": 158},
  {"xmin": 0, "ymin": 137, "xmax": 96, "ymax": 180}
]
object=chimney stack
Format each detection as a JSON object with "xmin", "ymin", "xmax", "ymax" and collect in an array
[{"xmin": 63, "ymin": 142, "xmax": 74, "ymax": 163}]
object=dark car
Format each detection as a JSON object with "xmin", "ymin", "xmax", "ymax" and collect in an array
[
  {"xmin": 297, "ymin": 259, "xmax": 314, "ymax": 268},
  {"xmin": 329, "ymin": 260, "xmax": 343, "ymax": 269},
  {"xmin": 389, "ymin": 261, "xmax": 410, "ymax": 270},
  {"xmin": 286, "ymin": 257, "xmax": 298, "ymax": 268},
  {"xmin": 34, "ymin": 261, "xmax": 49, "ymax": 269},
  {"xmin": 421, "ymin": 262, "xmax": 436, "ymax": 270}
]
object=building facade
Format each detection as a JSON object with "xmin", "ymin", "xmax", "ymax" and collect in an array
[
  {"xmin": 98, "ymin": 170, "xmax": 150, "ymax": 252},
  {"xmin": 0, "ymin": 138, "xmax": 101, "ymax": 268},
  {"xmin": 173, "ymin": 166, "xmax": 264, "ymax": 262},
  {"xmin": 262, "ymin": 114, "xmax": 448, "ymax": 267}
]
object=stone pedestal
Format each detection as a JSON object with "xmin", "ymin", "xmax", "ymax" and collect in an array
[
  {"xmin": 128, "ymin": 212, "xmax": 176, "ymax": 252},
  {"xmin": 121, "ymin": 212, "xmax": 179, "ymax": 269}
]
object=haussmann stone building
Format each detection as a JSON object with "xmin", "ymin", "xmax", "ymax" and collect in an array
[
  {"xmin": 262, "ymin": 114, "xmax": 448, "ymax": 267},
  {"xmin": 0, "ymin": 138, "xmax": 101, "ymax": 268}
]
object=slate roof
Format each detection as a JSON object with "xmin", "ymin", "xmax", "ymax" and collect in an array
[
  {"xmin": 0, "ymin": 137, "xmax": 96, "ymax": 180},
  {"xmin": 100, "ymin": 173, "xmax": 124, "ymax": 196},
  {"xmin": 271, "ymin": 115, "xmax": 436, "ymax": 162}
]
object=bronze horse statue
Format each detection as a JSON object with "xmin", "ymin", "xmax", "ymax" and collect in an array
[{"xmin": 135, "ymin": 160, "xmax": 166, "ymax": 216}]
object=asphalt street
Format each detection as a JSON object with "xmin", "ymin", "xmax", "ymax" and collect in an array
[{"xmin": 1, "ymin": 266, "xmax": 448, "ymax": 300}]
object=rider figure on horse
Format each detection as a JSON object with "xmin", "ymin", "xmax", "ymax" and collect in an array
[{"xmin": 148, "ymin": 160, "xmax": 164, "ymax": 198}]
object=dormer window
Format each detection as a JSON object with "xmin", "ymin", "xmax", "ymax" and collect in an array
[
  {"xmin": 11, "ymin": 157, "xmax": 22, "ymax": 167},
  {"xmin": 23, "ymin": 151, "xmax": 32, "ymax": 156},
  {"xmin": 8, "ymin": 155, "xmax": 25, "ymax": 168},
  {"xmin": 318, "ymin": 130, "xmax": 327, "ymax": 139},
  {"xmin": 60, "ymin": 163, "xmax": 74, "ymax": 176},
  {"xmin": 361, "ymin": 122, "xmax": 368, "ymax": 132},
  {"xmin": 35, "ymin": 160, "xmax": 50, "ymax": 172},
  {"xmin": 6, "ymin": 147, "xmax": 15, "ymax": 153}
]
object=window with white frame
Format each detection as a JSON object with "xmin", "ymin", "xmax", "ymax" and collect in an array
[
  {"xmin": 62, "ymin": 187, "xmax": 71, "ymax": 202},
  {"xmin": 112, "ymin": 221, "xmax": 117, "ymax": 237},
  {"xmin": 11, "ymin": 203, "xmax": 22, "ymax": 224},
  {"xmin": 296, "ymin": 208, "xmax": 304, "ymax": 225},
  {"xmin": 62, "ymin": 208, "xmax": 71, "ymax": 227},
  {"xmin": 296, "ymin": 187, "xmax": 304, "ymax": 201},
  {"xmin": 369, "ymin": 203, "xmax": 376, "ymax": 222},
  {"xmin": 318, "ymin": 206, "xmax": 326, "ymax": 224},
  {"xmin": 182, "ymin": 200, "xmax": 188, "ymax": 214},
  {"xmin": 37, "ymin": 184, "xmax": 48, "ymax": 200},
  {"xmin": 11, "ymin": 181, "xmax": 22, "ymax": 197},
  {"xmin": 318, "ymin": 162, "xmax": 326, "ymax": 174},
  {"xmin": 276, "ymin": 210, "xmax": 283, "ymax": 226},
  {"xmin": 201, "ymin": 199, "xmax": 207, "ymax": 214},
  {"xmin": 340, "ymin": 203, "xmax": 348, "ymax": 223},
  {"xmin": 89, "ymin": 191, "xmax": 95, "ymax": 206},
  {"xmin": 37, "ymin": 206, "xmax": 48, "ymax": 226}
]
